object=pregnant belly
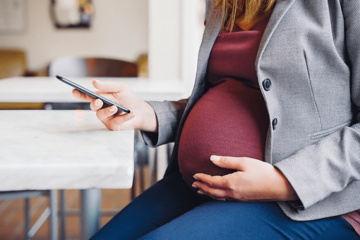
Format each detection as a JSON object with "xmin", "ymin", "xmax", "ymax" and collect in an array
[{"xmin": 178, "ymin": 79, "xmax": 269, "ymax": 187}]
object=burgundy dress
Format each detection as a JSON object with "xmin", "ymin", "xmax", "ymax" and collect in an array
[{"xmin": 178, "ymin": 16, "xmax": 271, "ymax": 187}]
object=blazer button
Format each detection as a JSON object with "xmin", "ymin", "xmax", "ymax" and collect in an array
[
  {"xmin": 272, "ymin": 118, "xmax": 278, "ymax": 130},
  {"xmin": 262, "ymin": 79, "xmax": 272, "ymax": 91}
]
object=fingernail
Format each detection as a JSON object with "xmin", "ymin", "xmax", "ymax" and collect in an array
[
  {"xmin": 210, "ymin": 155, "xmax": 221, "ymax": 162},
  {"xmin": 197, "ymin": 190, "xmax": 205, "ymax": 195},
  {"xmin": 192, "ymin": 183, "xmax": 198, "ymax": 189},
  {"xmin": 193, "ymin": 175, "xmax": 198, "ymax": 180},
  {"xmin": 109, "ymin": 106, "xmax": 117, "ymax": 112},
  {"xmin": 95, "ymin": 99, "xmax": 100, "ymax": 107}
]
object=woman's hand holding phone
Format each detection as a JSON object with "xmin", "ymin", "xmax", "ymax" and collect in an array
[{"xmin": 72, "ymin": 80, "xmax": 158, "ymax": 132}]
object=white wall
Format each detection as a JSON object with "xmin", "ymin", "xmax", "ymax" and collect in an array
[
  {"xmin": 181, "ymin": 0, "xmax": 205, "ymax": 95},
  {"xmin": 148, "ymin": 0, "xmax": 204, "ymax": 86},
  {"xmin": 0, "ymin": 0, "xmax": 149, "ymax": 72},
  {"xmin": 148, "ymin": 0, "xmax": 180, "ymax": 81}
]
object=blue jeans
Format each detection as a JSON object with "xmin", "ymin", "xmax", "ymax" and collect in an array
[{"xmin": 91, "ymin": 172, "xmax": 358, "ymax": 240}]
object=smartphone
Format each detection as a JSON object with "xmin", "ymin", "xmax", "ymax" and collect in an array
[{"xmin": 56, "ymin": 75, "xmax": 130, "ymax": 114}]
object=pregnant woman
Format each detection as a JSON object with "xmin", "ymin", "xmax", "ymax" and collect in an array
[{"xmin": 73, "ymin": 0, "xmax": 360, "ymax": 239}]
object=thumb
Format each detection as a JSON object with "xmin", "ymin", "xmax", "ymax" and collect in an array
[
  {"xmin": 210, "ymin": 155, "xmax": 246, "ymax": 171},
  {"xmin": 92, "ymin": 80, "xmax": 127, "ymax": 93}
]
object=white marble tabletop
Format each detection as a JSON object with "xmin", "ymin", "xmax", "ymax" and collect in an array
[
  {"xmin": 0, "ymin": 110, "xmax": 134, "ymax": 190},
  {"xmin": 0, "ymin": 77, "xmax": 185, "ymax": 102}
]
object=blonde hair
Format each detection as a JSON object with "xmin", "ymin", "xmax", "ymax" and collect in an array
[{"xmin": 215, "ymin": 0, "xmax": 276, "ymax": 31}]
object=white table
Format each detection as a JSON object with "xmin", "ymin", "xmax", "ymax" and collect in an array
[
  {"xmin": 0, "ymin": 76, "xmax": 184, "ymax": 186},
  {"xmin": 0, "ymin": 110, "xmax": 134, "ymax": 240},
  {"xmin": 0, "ymin": 76, "xmax": 184, "ymax": 239}
]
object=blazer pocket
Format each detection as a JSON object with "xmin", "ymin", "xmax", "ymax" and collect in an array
[{"xmin": 309, "ymin": 120, "xmax": 352, "ymax": 142}]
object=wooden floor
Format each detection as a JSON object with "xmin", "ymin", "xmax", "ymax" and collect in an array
[{"xmin": 0, "ymin": 165, "xmax": 152, "ymax": 240}]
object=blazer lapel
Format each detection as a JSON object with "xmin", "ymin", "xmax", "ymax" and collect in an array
[
  {"xmin": 255, "ymin": 0, "xmax": 296, "ymax": 68},
  {"xmin": 196, "ymin": 0, "xmax": 297, "ymax": 86}
]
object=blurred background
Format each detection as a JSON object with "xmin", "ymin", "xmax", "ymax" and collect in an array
[{"xmin": 0, "ymin": 0, "xmax": 205, "ymax": 239}]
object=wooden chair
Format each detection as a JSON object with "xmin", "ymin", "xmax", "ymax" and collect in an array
[
  {"xmin": 48, "ymin": 57, "xmax": 138, "ymax": 78},
  {"xmin": 0, "ymin": 49, "xmax": 27, "ymax": 79},
  {"xmin": 0, "ymin": 49, "xmax": 45, "ymax": 109}
]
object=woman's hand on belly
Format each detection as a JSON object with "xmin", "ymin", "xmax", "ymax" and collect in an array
[{"xmin": 192, "ymin": 156, "xmax": 299, "ymax": 202}]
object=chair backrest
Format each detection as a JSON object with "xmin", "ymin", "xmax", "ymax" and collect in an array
[
  {"xmin": 48, "ymin": 57, "xmax": 138, "ymax": 77},
  {"xmin": 0, "ymin": 49, "xmax": 27, "ymax": 79}
]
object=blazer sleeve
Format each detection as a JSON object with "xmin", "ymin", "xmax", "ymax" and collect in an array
[
  {"xmin": 141, "ymin": 99, "xmax": 188, "ymax": 147},
  {"xmin": 274, "ymin": 0, "xmax": 360, "ymax": 210}
]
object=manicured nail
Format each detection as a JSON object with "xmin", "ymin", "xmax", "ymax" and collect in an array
[
  {"xmin": 210, "ymin": 155, "xmax": 221, "ymax": 162},
  {"xmin": 193, "ymin": 175, "xmax": 198, "ymax": 180},
  {"xmin": 192, "ymin": 183, "xmax": 198, "ymax": 189},
  {"xmin": 197, "ymin": 190, "xmax": 205, "ymax": 195},
  {"xmin": 95, "ymin": 99, "xmax": 100, "ymax": 107}
]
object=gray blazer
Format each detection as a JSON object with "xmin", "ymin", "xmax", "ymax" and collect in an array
[{"xmin": 142, "ymin": 0, "xmax": 360, "ymax": 221}]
